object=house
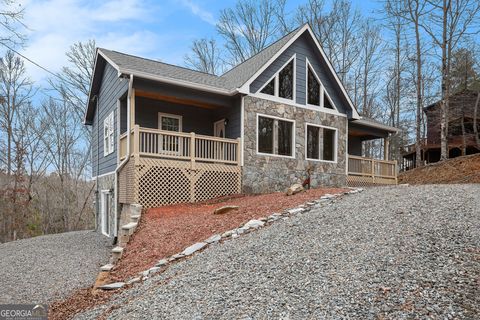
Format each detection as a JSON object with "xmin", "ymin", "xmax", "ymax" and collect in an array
[
  {"xmin": 401, "ymin": 89, "xmax": 480, "ymax": 170},
  {"xmin": 85, "ymin": 24, "xmax": 398, "ymax": 237}
]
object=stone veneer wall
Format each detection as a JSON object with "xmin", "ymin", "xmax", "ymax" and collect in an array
[
  {"xmin": 242, "ymin": 96, "xmax": 347, "ymax": 194},
  {"xmin": 95, "ymin": 173, "xmax": 116, "ymax": 237}
]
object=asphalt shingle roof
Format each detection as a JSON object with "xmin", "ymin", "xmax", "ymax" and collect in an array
[{"xmin": 98, "ymin": 25, "xmax": 302, "ymax": 92}]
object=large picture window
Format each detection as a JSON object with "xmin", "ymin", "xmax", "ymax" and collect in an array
[
  {"xmin": 257, "ymin": 115, "xmax": 294, "ymax": 157},
  {"xmin": 306, "ymin": 124, "xmax": 337, "ymax": 162},
  {"xmin": 103, "ymin": 111, "xmax": 114, "ymax": 156},
  {"xmin": 259, "ymin": 56, "xmax": 295, "ymax": 101}
]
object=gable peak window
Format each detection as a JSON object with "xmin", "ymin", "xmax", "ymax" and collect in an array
[
  {"xmin": 324, "ymin": 92, "xmax": 334, "ymax": 109},
  {"xmin": 307, "ymin": 66, "xmax": 320, "ymax": 106},
  {"xmin": 258, "ymin": 56, "xmax": 295, "ymax": 101}
]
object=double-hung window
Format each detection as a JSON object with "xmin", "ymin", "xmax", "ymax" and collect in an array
[
  {"xmin": 103, "ymin": 111, "xmax": 115, "ymax": 156},
  {"xmin": 259, "ymin": 56, "xmax": 295, "ymax": 101},
  {"xmin": 306, "ymin": 124, "xmax": 337, "ymax": 162},
  {"xmin": 257, "ymin": 115, "xmax": 294, "ymax": 157}
]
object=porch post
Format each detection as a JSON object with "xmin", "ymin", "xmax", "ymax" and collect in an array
[
  {"xmin": 133, "ymin": 125, "xmax": 140, "ymax": 160},
  {"xmin": 384, "ymin": 136, "xmax": 389, "ymax": 161},
  {"xmin": 236, "ymin": 138, "xmax": 242, "ymax": 166},
  {"xmin": 190, "ymin": 132, "xmax": 196, "ymax": 169}
]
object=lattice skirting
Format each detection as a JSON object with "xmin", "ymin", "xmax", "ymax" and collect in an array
[
  {"xmin": 347, "ymin": 175, "xmax": 397, "ymax": 187},
  {"xmin": 119, "ymin": 159, "xmax": 135, "ymax": 204},
  {"xmin": 120, "ymin": 157, "xmax": 241, "ymax": 208}
]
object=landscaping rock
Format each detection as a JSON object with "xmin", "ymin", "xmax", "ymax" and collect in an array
[
  {"xmin": 213, "ymin": 205, "xmax": 239, "ymax": 215},
  {"xmin": 244, "ymin": 219, "xmax": 265, "ymax": 229},
  {"xmin": 126, "ymin": 277, "xmax": 141, "ymax": 285},
  {"xmin": 155, "ymin": 259, "xmax": 168, "ymax": 267},
  {"xmin": 221, "ymin": 230, "xmax": 235, "ymax": 238},
  {"xmin": 182, "ymin": 242, "xmax": 207, "ymax": 256},
  {"xmin": 148, "ymin": 267, "xmax": 161, "ymax": 275},
  {"xmin": 286, "ymin": 183, "xmax": 304, "ymax": 196},
  {"xmin": 288, "ymin": 208, "xmax": 305, "ymax": 215},
  {"xmin": 99, "ymin": 282, "xmax": 125, "ymax": 290},
  {"xmin": 205, "ymin": 234, "xmax": 221, "ymax": 244}
]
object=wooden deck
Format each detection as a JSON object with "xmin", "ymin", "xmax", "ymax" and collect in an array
[{"xmin": 347, "ymin": 155, "xmax": 397, "ymax": 187}]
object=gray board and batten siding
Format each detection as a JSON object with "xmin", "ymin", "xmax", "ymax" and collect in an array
[
  {"xmin": 249, "ymin": 32, "xmax": 351, "ymax": 117},
  {"xmin": 92, "ymin": 63, "xmax": 128, "ymax": 177}
]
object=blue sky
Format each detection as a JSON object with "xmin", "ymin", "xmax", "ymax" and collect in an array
[{"xmin": 16, "ymin": 0, "xmax": 379, "ymax": 84}]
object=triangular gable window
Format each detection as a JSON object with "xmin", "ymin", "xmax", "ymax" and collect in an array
[
  {"xmin": 260, "ymin": 78, "xmax": 275, "ymax": 95},
  {"xmin": 324, "ymin": 92, "xmax": 334, "ymax": 109},
  {"xmin": 307, "ymin": 66, "xmax": 320, "ymax": 106},
  {"xmin": 258, "ymin": 55, "xmax": 295, "ymax": 101}
]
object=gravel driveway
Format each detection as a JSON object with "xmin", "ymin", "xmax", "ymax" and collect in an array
[
  {"xmin": 76, "ymin": 185, "xmax": 479, "ymax": 319},
  {"xmin": 0, "ymin": 230, "xmax": 112, "ymax": 304}
]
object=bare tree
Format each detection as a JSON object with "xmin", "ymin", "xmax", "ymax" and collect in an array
[
  {"xmin": 0, "ymin": 0, "xmax": 26, "ymax": 47},
  {"xmin": 184, "ymin": 38, "xmax": 224, "ymax": 75},
  {"xmin": 217, "ymin": 0, "xmax": 287, "ymax": 66},
  {"xmin": 420, "ymin": 0, "xmax": 480, "ymax": 160}
]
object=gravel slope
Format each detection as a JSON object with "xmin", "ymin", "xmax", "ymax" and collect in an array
[
  {"xmin": 75, "ymin": 185, "xmax": 479, "ymax": 319},
  {"xmin": 0, "ymin": 230, "xmax": 112, "ymax": 304}
]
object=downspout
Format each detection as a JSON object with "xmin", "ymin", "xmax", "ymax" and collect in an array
[
  {"xmin": 114, "ymin": 74, "xmax": 134, "ymax": 238},
  {"xmin": 94, "ymin": 95, "xmax": 99, "ymax": 232}
]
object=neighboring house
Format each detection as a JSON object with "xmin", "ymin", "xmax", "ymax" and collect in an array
[
  {"xmin": 402, "ymin": 89, "xmax": 480, "ymax": 171},
  {"xmin": 85, "ymin": 24, "xmax": 398, "ymax": 237}
]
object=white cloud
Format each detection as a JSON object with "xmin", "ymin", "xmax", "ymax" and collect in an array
[
  {"xmin": 178, "ymin": 0, "xmax": 216, "ymax": 25},
  {"xmin": 16, "ymin": 0, "xmax": 155, "ymax": 82}
]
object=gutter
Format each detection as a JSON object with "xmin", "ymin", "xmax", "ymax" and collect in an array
[{"xmin": 113, "ymin": 74, "xmax": 134, "ymax": 238}]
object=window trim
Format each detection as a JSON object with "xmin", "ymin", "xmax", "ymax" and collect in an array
[
  {"xmin": 103, "ymin": 111, "xmax": 115, "ymax": 156},
  {"xmin": 305, "ymin": 57, "xmax": 338, "ymax": 112},
  {"xmin": 304, "ymin": 122, "xmax": 338, "ymax": 163},
  {"xmin": 158, "ymin": 112, "xmax": 183, "ymax": 132},
  {"xmin": 257, "ymin": 54, "xmax": 296, "ymax": 103},
  {"xmin": 100, "ymin": 190, "xmax": 111, "ymax": 237},
  {"xmin": 256, "ymin": 113, "xmax": 296, "ymax": 159}
]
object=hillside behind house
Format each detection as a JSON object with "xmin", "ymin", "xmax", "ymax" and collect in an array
[{"xmin": 399, "ymin": 154, "xmax": 480, "ymax": 184}]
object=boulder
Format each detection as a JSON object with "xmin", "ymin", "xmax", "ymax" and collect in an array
[
  {"xmin": 214, "ymin": 205, "xmax": 240, "ymax": 215},
  {"xmin": 244, "ymin": 219, "xmax": 265, "ymax": 229},
  {"xmin": 286, "ymin": 183, "xmax": 304, "ymax": 196}
]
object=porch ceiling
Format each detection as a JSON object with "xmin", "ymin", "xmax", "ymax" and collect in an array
[{"xmin": 135, "ymin": 89, "xmax": 224, "ymax": 110}]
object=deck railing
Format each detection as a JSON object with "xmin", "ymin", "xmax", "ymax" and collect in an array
[
  {"xmin": 120, "ymin": 125, "xmax": 241, "ymax": 165},
  {"xmin": 347, "ymin": 155, "xmax": 397, "ymax": 185}
]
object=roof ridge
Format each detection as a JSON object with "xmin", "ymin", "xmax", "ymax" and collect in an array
[
  {"xmin": 98, "ymin": 48, "xmax": 220, "ymax": 78},
  {"xmin": 220, "ymin": 25, "xmax": 305, "ymax": 78}
]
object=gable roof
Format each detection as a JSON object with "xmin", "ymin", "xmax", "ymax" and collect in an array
[{"xmin": 86, "ymin": 24, "xmax": 360, "ymax": 124}]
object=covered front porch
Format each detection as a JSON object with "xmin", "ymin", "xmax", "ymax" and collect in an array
[
  {"xmin": 347, "ymin": 119, "xmax": 398, "ymax": 186},
  {"xmin": 118, "ymin": 80, "xmax": 242, "ymax": 208}
]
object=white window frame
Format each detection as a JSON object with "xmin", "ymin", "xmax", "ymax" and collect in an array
[
  {"xmin": 257, "ymin": 54, "xmax": 296, "ymax": 103},
  {"xmin": 256, "ymin": 113, "xmax": 296, "ymax": 159},
  {"xmin": 304, "ymin": 122, "xmax": 338, "ymax": 163},
  {"xmin": 103, "ymin": 111, "xmax": 115, "ymax": 156},
  {"xmin": 158, "ymin": 112, "xmax": 183, "ymax": 132},
  {"xmin": 100, "ymin": 190, "xmax": 111, "ymax": 236},
  {"xmin": 305, "ymin": 57, "xmax": 338, "ymax": 112}
]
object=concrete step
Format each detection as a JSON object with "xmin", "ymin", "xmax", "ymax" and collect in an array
[
  {"xmin": 130, "ymin": 214, "xmax": 141, "ymax": 223},
  {"xmin": 100, "ymin": 264, "xmax": 114, "ymax": 272},
  {"xmin": 122, "ymin": 222, "xmax": 138, "ymax": 235}
]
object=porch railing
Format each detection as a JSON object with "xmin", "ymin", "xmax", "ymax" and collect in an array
[
  {"xmin": 120, "ymin": 125, "xmax": 241, "ymax": 165},
  {"xmin": 347, "ymin": 155, "xmax": 397, "ymax": 185}
]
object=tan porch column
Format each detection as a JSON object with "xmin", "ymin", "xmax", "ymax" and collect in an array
[{"xmin": 384, "ymin": 136, "xmax": 390, "ymax": 161}]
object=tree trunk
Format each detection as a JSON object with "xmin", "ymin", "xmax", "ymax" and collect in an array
[
  {"xmin": 440, "ymin": 0, "xmax": 449, "ymax": 160},
  {"xmin": 461, "ymin": 112, "xmax": 466, "ymax": 155},
  {"xmin": 414, "ymin": 9, "xmax": 423, "ymax": 168},
  {"xmin": 474, "ymin": 91, "xmax": 480, "ymax": 148}
]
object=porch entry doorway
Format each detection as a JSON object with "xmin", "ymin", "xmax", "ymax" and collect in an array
[
  {"xmin": 100, "ymin": 190, "xmax": 110, "ymax": 236},
  {"xmin": 158, "ymin": 113, "xmax": 183, "ymax": 155},
  {"xmin": 214, "ymin": 119, "xmax": 225, "ymax": 138}
]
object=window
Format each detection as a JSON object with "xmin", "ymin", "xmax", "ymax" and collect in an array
[
  {"xmin": 307, "ymin": 66, "xmax": 320, "ymax": 106},
  {"xmin": 103, "ymin": 111, "xmax": 114, "ymax": 156},
  {"xmin": 257, "ymin": 115, "xmax": 294, "ymax": 157},
  {"xmin": 306, "ymin": 124, "xmax": 337, "ymax": 162},
  {"xmin": 324, "ymin": 93, "xmax": 334, "ymax": 109},
  {"xmin": 279, "ymin": 60, "xmax": 294, "ymax": 99},
  {"xmin": 159, "ymin": 113, "xmax": 182, "ymax": 132},
  {"xmin": 100, "ymin": 190, "xmax": 111, "ymax": 236},
  {"xmin": 258, "ymin": 56, "xmax": 295, "ymax": 101}
]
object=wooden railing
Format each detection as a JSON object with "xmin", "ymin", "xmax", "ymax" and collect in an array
[
  {"xmin": 120, "ymin": 125, "xmax": 241, "ymax": 165},
  {"xmin": 347, "ymin": 155, "xmax": 397, "ymax": 185}
]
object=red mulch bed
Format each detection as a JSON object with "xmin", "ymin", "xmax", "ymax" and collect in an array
[
  {"xmin": 49, "ymin": 187, "xmax": 347, "ymax": 320},
  {"xmin": 110, "ymin": 187, "xmax": 347, "ymax": 281}
]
